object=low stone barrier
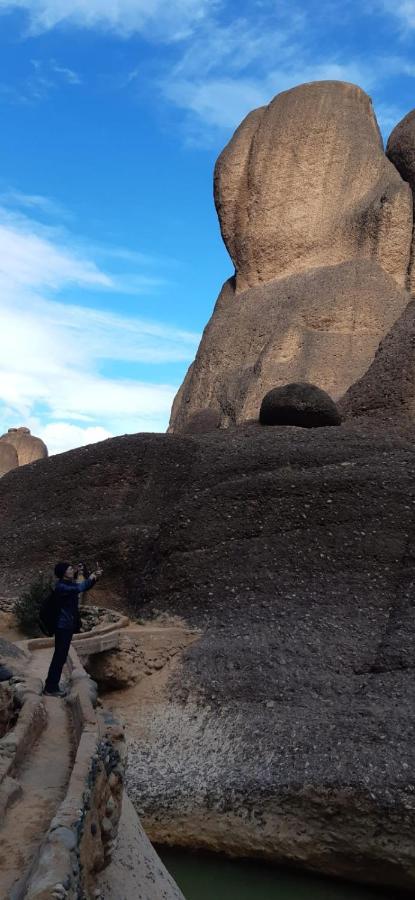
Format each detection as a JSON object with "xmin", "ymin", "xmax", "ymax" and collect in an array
[
  {"xmin": 25, "ymin": 646, "xmax": 126, "ymax": 900},
  {"xmin": 23, "ymin": 613, "xmax": 130, "ymax": 654},
  {"xmin": 0, "ymin": 673, "xmax": 46, "ymax": 817}
]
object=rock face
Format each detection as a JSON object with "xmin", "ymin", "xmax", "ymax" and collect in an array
[
  {"xmin": 170, "ymin": 82, "xmax": 414, "ymax": 434},
  {"xmin": 1, "ymin": 428, "xmax": 415, "ymax": 890},
  {"xmin": 0, "ymin": 427, "xmax": 48, "ymax": 467},
  {"xmin": 215, "ymin": 81, "xmax": 412, "ymax": 292},
  {"xmin": 170, "ymin": 260, "xmax": 411, "ymax": 430},
  {"xmin": 387, "ymin": 110, "xmax": 415, "ymax": 294},
  {"xmin": 339, "ymin": 300, "xmax": 415, "ymax": 423},
  {"xmin": 0, "ymin": 443, "xmax": 18, "ymax": 477},
  {"xmin": 259, "ymin": 383, "xmax": 341, "ymax": 428}
]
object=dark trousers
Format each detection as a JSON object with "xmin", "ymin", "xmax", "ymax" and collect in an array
[{"xmin": 45, "ymin": 628, "xmax": 73, "ymax": 690}]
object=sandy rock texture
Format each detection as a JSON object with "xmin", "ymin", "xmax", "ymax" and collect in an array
[
  {"xmin": 0, "ymin": 427, "xmax": 48, "ymax": 467},
  {"xmin": 98, "ymin": 792, "xmax": 185, "ymax": 900},
  {"xmin": 170, "ymin": 259, "xmax": 411, "ymax": 429},
  {"xmin": 387, "ymin": 109, "xmax": 415, "ymax": 294},
  {"xmin": 215, "ymin": 81, "xmax": 412, "ymax": 292},
  {"xmin": 87, "ymin": 623, "xmax": 197, "ymax": 691},
  {"xmin": 170, "ymin": 81, "xmax": 415, "ymax": 434},
  {"xmin": 339, "ymin": 299, "xmax": 415, "ymax": 423},
  {"xmin": 1, "ymin": 429, "xmax": 415, "ymax": 890},
  {"xmin": 0, "ymin": 441, "xmax": 18, "ymax": 477}
]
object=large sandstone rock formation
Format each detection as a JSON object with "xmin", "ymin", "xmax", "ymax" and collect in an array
[
  {"xmin": 387, "ymin": 110, "xmax": 415, "ymax": 295},
  {"xmin": 1, "ymin": 428, "xmax": 415, "ymax": 890},
  {"xmin": 0, "ymin": 426, "xmax": 48, "ymax": 466},
  {"xmin": 170, "ymin": 259, "xmax": 411, "ymax": 428},
  {"xmin": 170, "ymin": 81, "xmax": 414, "ymax": 433},
  {"xmin": 215, "ymin": 81, "xmax": 412, "ymax": 292}
]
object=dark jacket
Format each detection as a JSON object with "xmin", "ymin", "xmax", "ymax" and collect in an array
[{"xmin": 55, "ymin": 576, "xmax": 95, "ymax": 631}]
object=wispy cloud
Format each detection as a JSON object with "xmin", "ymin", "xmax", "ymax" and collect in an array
[
  {"xmin": 0, "ymin": 200, "xmax": 199, "ymax": 453},
  {"xmin": 0, "ymin": 187, "xmax": 69, "ymax": 219},
  {"xmin": 0, "ymin": 0, "xmax": 215, "ymax": 39},
  {"xmin": 164, "ymin": 61, "xmax": 380, "ymax": 136},
  {"xmin": 376, "ymin": 1, "xmax": 415, "ymax": 29},
  {"xmin": 50, "ymin": 59, "xmax": 82, "ymax": 85},
  {"xmin": 0, "ymin": 56, "xmax": 82, "ymax": 105}
]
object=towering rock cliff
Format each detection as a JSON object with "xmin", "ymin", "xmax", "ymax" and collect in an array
[{"xmin": 169, "ymin": 81, "xmax": 414, "ymax": 433}]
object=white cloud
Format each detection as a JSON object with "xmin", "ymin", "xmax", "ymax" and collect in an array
[
  {"xmin": 165, "ymin": 62, "xmax": 379, "ymax": 132},
  {"xmin": 0, "ymin": 201, "xmax": 199, "ymax": 453},
  {"xmin": 37, "ymin": 422, "xmax": 113, "ymax": 455},
  {"xmin": 377, "ymin": 1, "xmax": 415, "ymax": 28},
  {"xmin": 0, "ymin": 0, "xmax": 215, "ymax": 39}
]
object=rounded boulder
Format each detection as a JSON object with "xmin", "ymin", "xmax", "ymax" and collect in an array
[
  {"xmin": 259, "ymin": 383, "xmax": 341, "ymax": 428},
  {"xmin": 0, "ymin": 427, "xmax": 48, "ymax": 466}
]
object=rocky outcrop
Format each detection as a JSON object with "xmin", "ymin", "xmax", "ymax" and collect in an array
[
  {"xmin": 339, "ymin": 299, "xmax": 415, "ymax": 423},
  {"xmin": 1, "ymin": 428, "xmax": 415, "ymax": 890},
  {"xmin": 0, "ymin": 442, "xmax": 18, "ymax": 477},
  {"xmin": 387, "ymin": 110, "xmax": 415, "ymax": 294},
  {"xmin": 215, "ymin": 81, "xmax": 412, "ymax": 292},
  {"xmin": 170, "ymin": 260, "xmax": 411, "ymax": 429},
  {"xmin": 0, "ymin": 427, "xmax": 48, "ymax": 467},
  {"xmin": 170, "ymin": 82, "xmax": 414, "ymax": 434},
  {"xmin": 259, "ymin": 383, "xmax": 341, "ymax": 427}
]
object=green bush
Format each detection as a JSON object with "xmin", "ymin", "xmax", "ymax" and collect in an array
[{"xmin": 14, "ymin": 575, "xmax": 52, "ymax": 637}]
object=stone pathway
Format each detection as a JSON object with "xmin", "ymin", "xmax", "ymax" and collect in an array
[{"xmin": 0, "ymin": 648, "xmax": 73, "ymax": 899}]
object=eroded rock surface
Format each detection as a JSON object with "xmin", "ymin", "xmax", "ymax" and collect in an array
[
  {"xmin": 0, "ymin": 442, "xmax": 18, "ymax": 477},
  {"xmin": 170, "ymin": 260, "xmax": 411, "ymax": 430},
  {"xmin": 387, "ymin": 109, "xmax": 415, "ymax": 294},
  {"xmin": 170, "ymin": 81, "xmax": 415, "ymax": 434},
  {"xmin": 339, "ymin": 299, "xmax": 415, "ymax": 423},
  {"xmin": 215, "ymin": 80, "xmax": 412, "ymax": 292},
  {"xmin": 0, "ymin": 427, "xmax": 48, "ymax": 467},
  {"xmin": 0, "ymin": 428, "xmax": 415, "ymax": 889}
]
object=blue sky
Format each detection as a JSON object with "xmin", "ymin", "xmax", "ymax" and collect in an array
[{"xmin": 0, "ymin": 0, "xmax": 415, "ymax": 453}]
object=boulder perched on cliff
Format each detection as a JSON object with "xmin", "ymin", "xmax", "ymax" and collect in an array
[
  {"xmin": 260, "ymin": 383, "xmax": 341, "ymax": 427},
  {"xmin": 0, "ymin": 443, "xmax": 18, "ymax": 477},
  {"xmin": 0, "ymin": 427, "xmax": 48, "ymax": 467},
  {"xmin": 215, "ymin": 81, "xmax": 412, "ymax": 292},
  {"xmin": 170, "ymin": 82, "xmax": 414, "ymax": 434},
  {"xmin": 1, "ymin": 428, "xmax": 415, "ymax": 889},
  {"xmin": 170, "ymin": 259, "xmax": 411, "ymax": 430},
  {"xmin": 387, "ymin": 109, "xmax": 415, "ymax": 295}
]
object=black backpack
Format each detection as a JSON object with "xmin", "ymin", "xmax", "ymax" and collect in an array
[{"xmin": 38, "ymin": 588, "xmax": 60, "ymax": 637}]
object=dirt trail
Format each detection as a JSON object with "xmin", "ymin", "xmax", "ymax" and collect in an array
[{"xmin": 0, "ymin": 648, "xmax": 73, "ymax": 899}]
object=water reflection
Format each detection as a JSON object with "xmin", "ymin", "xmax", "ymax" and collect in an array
[{"xmin": 159, "ymin": 848, "xmax": 392, "ymax": 900}]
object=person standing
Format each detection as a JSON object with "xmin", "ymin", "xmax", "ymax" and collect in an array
[{"xmin": 44, "ymin": 561, "xmax": 103, "ymax": 697}]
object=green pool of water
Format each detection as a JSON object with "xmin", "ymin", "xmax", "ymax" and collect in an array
[{"xmin": 159, "ymin": 849, "xmax": 390, "ymax": 900}]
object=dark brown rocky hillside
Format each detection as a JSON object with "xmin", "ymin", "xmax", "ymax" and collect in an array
[{"xmin": 1, "ymin": 423, "xmax": 415, "ymax": 889}]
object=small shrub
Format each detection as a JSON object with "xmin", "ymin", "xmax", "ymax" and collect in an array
[{"xmin": 14, "ymin": 575, "xmax": 52, "ymax": 637}]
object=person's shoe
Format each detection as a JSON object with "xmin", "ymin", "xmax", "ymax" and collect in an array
[{"xmin": 43, "ymin": 686, "xmax": 66, "ymax": 698}]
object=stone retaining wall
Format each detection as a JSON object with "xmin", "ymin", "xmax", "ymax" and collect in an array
[
  {"xmin": 0, "ymin": 673, "xmax": 46, "ymax": 818},
  {"xmin": 25, "ymin": 646, "xmax": 126, "ymax": 900}
]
